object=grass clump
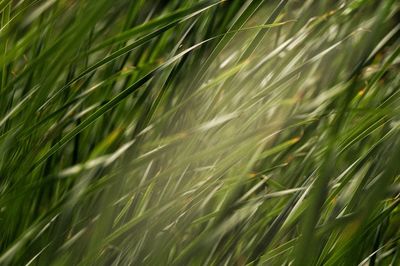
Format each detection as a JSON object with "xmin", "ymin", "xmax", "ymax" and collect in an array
[{"xmin": 0, "ymin": 0, "xmax": 399, "ymax": 265}]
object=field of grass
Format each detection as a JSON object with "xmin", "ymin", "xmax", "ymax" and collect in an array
[{"xmin": 0, "ymin": 0, "xmax": 399, "ymax": 265}]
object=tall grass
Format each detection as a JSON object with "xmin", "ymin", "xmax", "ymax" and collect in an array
[{"xmin": 0, "ymin": 0, "xmax": 399, "ymax": 265}]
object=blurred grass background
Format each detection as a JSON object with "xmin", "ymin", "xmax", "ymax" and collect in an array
[{"xmin": 0, "ymin": 0, "xmax": 399, "ymax": 265}]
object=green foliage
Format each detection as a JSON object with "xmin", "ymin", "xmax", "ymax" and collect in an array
[{"xmin": 0, "ymin": 0, "xmax": 399, "ymax": 265}]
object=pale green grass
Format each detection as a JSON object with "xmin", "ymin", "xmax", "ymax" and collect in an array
[{"xmin": 0, "ymin": 0, "xmax": 399, "ymax": 265}]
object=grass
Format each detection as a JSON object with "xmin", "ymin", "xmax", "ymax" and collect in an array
[{"xmin": 0, "ymin": 0, "xmax": 399, "ymax": 265}]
